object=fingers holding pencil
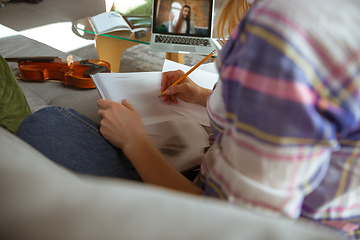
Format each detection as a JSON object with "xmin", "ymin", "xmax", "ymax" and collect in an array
[
  {"xmin": 159, "ymin": 50, "xmax": 216, "ymax": 98},
  {"xmin": 160, "ymin": 49, "xmax": 216, "ymax": 105},
  {"xmin": 160, "ymin": 70, "xmax": 202, "ymax": 105}
]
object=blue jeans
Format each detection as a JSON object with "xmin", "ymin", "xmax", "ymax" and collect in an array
[{"xmin": 16, "ymin": 106, "xmax": 142, "ymax": 181}]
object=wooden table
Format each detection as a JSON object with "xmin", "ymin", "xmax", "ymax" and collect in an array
[{"xmin": 94, "ymin": 30, "xmax": 184, "ymax": 73}]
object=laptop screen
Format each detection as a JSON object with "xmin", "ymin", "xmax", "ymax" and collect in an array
[{"xmin": 152, "ymin": 0, "xmax": 214, "ymax": 38}]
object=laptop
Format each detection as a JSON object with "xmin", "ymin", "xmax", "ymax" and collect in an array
[{"xmin": 150, "ymin": 0, "xmax": 217, "ymax": 55}]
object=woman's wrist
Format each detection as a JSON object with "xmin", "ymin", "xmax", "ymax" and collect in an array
[
  {"xmin": 195, "ymin": 87, "xmax": 212, "ymax": 107},
  {"xmin": 122, "ymin": 132, "xmax": 203, "ymax": 195},
  {"xmin": 122, "ymin": 131, "xmax": 150, "ymax": 157}
]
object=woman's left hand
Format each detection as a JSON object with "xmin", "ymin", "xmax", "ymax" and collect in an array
[
  {"xmin": 97, "ymin": 99, "xmax": 147, "ymax": 151},
  {"xmin": 98, "ymin": 99, "xmax": 203, "ymax": 195}
]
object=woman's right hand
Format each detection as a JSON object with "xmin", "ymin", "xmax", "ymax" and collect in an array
[
  {"xmin": 160, "ymin": 70, "xmax": 211, "ymax": 107},
  {"xmin": 169, "ymin": 11, "xmax": 175, "ymax": 21}
]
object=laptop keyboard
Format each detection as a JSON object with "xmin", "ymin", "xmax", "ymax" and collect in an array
[{"xmin": 155, "ymin": 35, "xmax": 211, "ymax": 47}]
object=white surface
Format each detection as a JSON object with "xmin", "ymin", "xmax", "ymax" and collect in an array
[
  {"xmin": 0, "ymin": 24, "xmax": 19, "ymax": 38},
  {"xmin": 19, "ymin": 22, "xmax": 94, "ymax": 52}
]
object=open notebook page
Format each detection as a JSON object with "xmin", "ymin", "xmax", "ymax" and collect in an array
[
  {"xmin": 92, "ymin": 72, "xmax": 181, "ymax": 124},
  {"xmin": 91, "ymin": 72, "xmax": 209, "ymax": 171}
]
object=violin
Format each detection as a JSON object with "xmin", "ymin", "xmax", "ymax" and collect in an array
[{"xmin": 5, "ymin": 56, "xmax": 111, "ymax": 89}]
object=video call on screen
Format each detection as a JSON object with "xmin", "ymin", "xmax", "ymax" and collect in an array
[{"xmin": 153, "ymin": 0, "xmax": 213, "ymax": 37}]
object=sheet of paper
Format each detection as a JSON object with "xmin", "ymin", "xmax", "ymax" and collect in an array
[
  {"xmin": 197, "ymin": 62, "xmax": 218, "ymax": 74},
  {"xmin": 144, "ymin": 117, "xmax": 208, "ymax": 172},
  {"xmin": 93, "ymin": 72, "xmax": 178, "ymax": 122},
  {"xmin": 158, "ymin": 59, "xmax": 219, "ymax": 126}
]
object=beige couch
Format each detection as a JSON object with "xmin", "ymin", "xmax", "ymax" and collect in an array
[{"xmin": 0, "ymin": 25, "xmax": 340, "ymax": 239}]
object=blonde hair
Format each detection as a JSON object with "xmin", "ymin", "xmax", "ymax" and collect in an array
[{"xmin": 215, "ymin": 0, "xmax": 252, "ymax": 45}]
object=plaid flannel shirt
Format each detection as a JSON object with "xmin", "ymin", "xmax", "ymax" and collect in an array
[{"xmin": 196, "ymin": 0, "xmax": 360, "ymax": 238}]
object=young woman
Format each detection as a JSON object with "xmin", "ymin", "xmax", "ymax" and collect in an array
[
  {"xmin": 168, "ymin": 5, "xmax": 195, "ymax": 34},
  {"xmin": 16, "ymin": 0, "xmax": 360, "ymax": 238}
]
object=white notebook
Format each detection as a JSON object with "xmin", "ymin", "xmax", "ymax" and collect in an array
[{"xmin": 90, "ymin": 61, "xmax": 219, "ymax": 171}]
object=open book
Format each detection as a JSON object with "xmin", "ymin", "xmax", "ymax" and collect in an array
[
  {"xmin": 88, "ymin": 11, "xmax": 150, "ymax": 35},
  {"xmin": 91, "ymin": 68, "xmax": 215, "ymax": 172}
]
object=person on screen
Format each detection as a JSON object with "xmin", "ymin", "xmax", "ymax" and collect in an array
[{"xmin": 168, "ymin": 4, "xmax": 195, "ymax": 34}]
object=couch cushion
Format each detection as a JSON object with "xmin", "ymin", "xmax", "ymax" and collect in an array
[
  {"xmin": 18, "ymin": 81, "xmax": 102, "ymax": 124},
  {"xmin": 0, "ymin": 55, "xmax": 31, "ymax": 134}
]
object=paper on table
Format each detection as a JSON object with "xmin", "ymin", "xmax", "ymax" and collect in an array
[
  {"xmin": 158, "ymin": 59, "xmax": 219, "ymax": 126},
  {"xmin": 196, "ymin": 62, "xmax": 218, "ymax": 74}
]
